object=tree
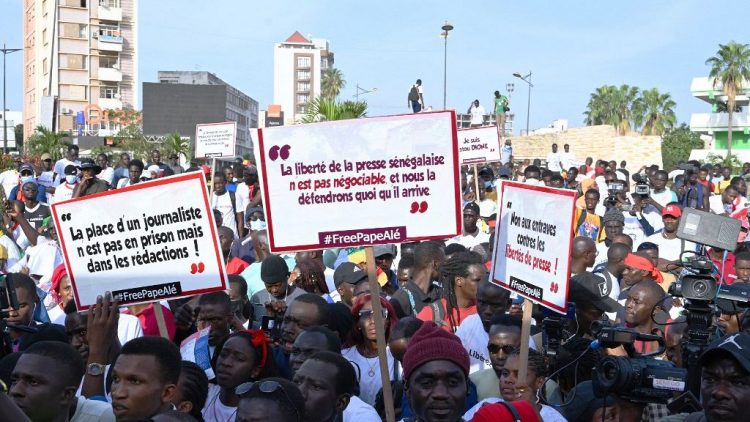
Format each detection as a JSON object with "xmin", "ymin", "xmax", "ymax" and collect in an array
[
  {"xmin": 115, "ymin": 123, "xmax": 152, "ymax": 161},
  {"xmin": 26, "ymin": 126, "xmax": 70, "ymax": 160},
  {"xmin": 661, "ymin": 124, "xmax": 704, "ymax": 171},
  {"xmin": 706, "ymin": 41, "xmax": 750, "ymax": 156},
  {"xmin": 321, "ymin": 68, "xmax": 346, "ymax": 99},
  {"xmin": 300, "ymin": 97, "xmax": 367, "ymax": 123},
  {"xmin": 14, "ymin": 124, "xmax": 23, "ymax": 151},
  {"xmin": 583, "ymin": 84, "xmax": 640, "ymax": 135},
  {"xmin": 161, "ymin": 132, "xmax": 192, "ymax": 161},
  {"xmin": 633, "ymin": 88, "xmax": 677, "ymax": 135}
]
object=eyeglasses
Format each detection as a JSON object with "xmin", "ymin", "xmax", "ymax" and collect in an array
[
  {"xmin": 235, "ymin": 380, "xmax": 301, "ymax": 422},
  {"xmin": 487, "ymin": 344, "xmax": 515, "ymax": 355},
  {"xmin": 359, "ymin": 309, "xmax": 388, "ymax": 321}
]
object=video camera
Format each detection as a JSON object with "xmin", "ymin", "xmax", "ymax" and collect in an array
[
  {"xmin": 604, "ymin": 181, "xmax": 626, "ymax": 209},
  {"xmin": 591, "ymin": 321, "xmax": 688, "ymax": 404},
  {"xmin": 632, "ymin": 173, "xmax": 650, "ymax": 198}
]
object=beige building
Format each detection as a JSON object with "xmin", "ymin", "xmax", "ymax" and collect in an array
[{"xmin": 23, "ymin": 0, "xmax": 138, "ymax": 139}]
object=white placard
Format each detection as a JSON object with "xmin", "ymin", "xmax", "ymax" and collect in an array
[
  {"xmin": 52, "ymin": 172, "xmax": 227, "ymax": 310},
  {"xmin": 490, "ymin": 181, "xmax": 576, "ymax": 313},
  {"xmin": 195, "ymin": 121, "xmax": 237, "ymax": 158},
  {"xmin": 257, "ymin": 111, "xmax": 461, "ymax": 252},
  {"xmin": 457, "ymin": 126, "xmax": 501, "ymax": 164}
]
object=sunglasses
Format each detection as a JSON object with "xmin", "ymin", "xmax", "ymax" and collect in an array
[
  {"xmin": 359, "ymin": 309, "xmax": 388, "ymax": 320},
  {"xmin": 487, "ymin": 344, "xmax": 515, "ymax": 355},
  {"xmin": 235, "ymin": 380, "xmax": 301, "ymax": 422}
]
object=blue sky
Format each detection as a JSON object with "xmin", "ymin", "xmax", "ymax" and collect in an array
[{"xmin": 2, "ymin": 0, "xmax": 749, "ymax": 134}]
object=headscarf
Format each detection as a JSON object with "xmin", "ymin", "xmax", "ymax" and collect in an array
[
  {"xmin": 624, "ymin": 253, "xmax": 664, "ymax": 283},
  {"xmin": 50, "ymin": 264, "xmax": 68, "ymax": 303}
]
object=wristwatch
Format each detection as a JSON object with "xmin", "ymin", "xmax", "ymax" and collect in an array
[{"xmin": 87, "ymin": 363, "xmax": 106, "ymax": 376}]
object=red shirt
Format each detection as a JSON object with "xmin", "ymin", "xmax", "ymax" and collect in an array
[
  {"xmin": 124, "ymin": 304, "xmax": 176, "ymax": 339},
  {"xmin": 416, "ymin": 298, "xmax": 477, "ymax": 332},
  {"xmin": 710, "ymin": 249, "xmax": 737, "ymax": 285}
]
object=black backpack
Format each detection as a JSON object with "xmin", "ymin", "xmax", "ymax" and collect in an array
[{"xmin": 408, "ymin": 85, "xmax": 419, "ymax": 101}]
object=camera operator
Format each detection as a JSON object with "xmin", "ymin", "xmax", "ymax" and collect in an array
[
  {"xmin": 661, "ymin": 332, "xmax": 750, "ymax": 422},
  {"xmin": 569, "ymin": 272, "xmax": 623, "ymax": 339},
  {"xmin": 680, "ymin": 169, "xmax": 710, "ymax": 211}
]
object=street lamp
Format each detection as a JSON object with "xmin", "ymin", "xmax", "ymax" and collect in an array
[
  {"xmin": 513, "ymin": 71, "xmax": 533, "ymax": 135},
  {"xmin": 353, "ymin": 84, "xmax": 377, "ymax": 102},
  {"xmin": 441, "ymin": 21, "xmax": 454, "ymax": 110},
  {"xmin": 505, "ymin": 82, "xmax": 515, "ymax": 99},
  {"xmin": 2, "ymin": 43, "xmax": 22, "ymax": 155}
]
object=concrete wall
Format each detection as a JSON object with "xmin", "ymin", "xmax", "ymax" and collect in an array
[{"xmin": 510, "ymin": 125, "xmax": 663, "ymax": 173}]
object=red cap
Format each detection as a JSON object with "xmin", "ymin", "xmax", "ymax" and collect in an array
[{"xmin": 662, "ymin": 204, "xmax": 682, "ymax": 218}]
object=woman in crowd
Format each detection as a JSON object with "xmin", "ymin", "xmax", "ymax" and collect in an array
[
  {"xmin": 290, "ymin": 258, "xmax": 331, "ymax": 301},
  {"xmin": 175, "ymin": 361, "xmax": 209, "ymax": 422},
  {"xmin": 342, "ymin": 294, "xmax": 398, "ymax": 407},
  {"xmin": 416, "ymin": 251, "xmax": 484, "ymax": 332},
  {"xmin": 203, "ymin": 329, "xmax": 278, "ymax": 422},
  {"xmin": 47, "ymin": 263, "xmax": 73, "ymax": 325}
]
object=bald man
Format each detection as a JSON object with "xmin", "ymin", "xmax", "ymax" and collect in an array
[
  {"xmin": 571, "ymin": 236, "xmax": 597, "ymax": 274},
  {"xmin": 623, "ymin": 279, "xmax": 667, "ymax": 354},
  {"xmin": 594, "ymin": 243, "xmax": 630, "ymax": 304}
]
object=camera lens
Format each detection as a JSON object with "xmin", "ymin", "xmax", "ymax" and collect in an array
[{"xmin": 693, "ymin": 280, "xmax": 709, "ymax": 298}]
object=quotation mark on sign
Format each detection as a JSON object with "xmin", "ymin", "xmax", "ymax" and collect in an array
[
  {"xmin": 550, "ymin": 282, "xmax": 559, "ymax": 293},
  {"xmin": 409, "ymin": 201, "xmax": 429, "ymax": 214},
  {"xmin": 269, "ymin": 145, "xmax": 291, "ymax": 161},
  {"xmin": 190, "ymin": 262, "xmax": 205, "ymax": 274},
  {"xmin": 60, "ymin": 213, "xmax": 73, "ymax": 221}
]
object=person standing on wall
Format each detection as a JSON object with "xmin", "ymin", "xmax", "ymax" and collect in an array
[
  {"xmin": 494, "ymin": 90, "xmax": 509, "ymax": 139},
  {"xmin": 408, "ymin": 79, "xmax": 424, "ymax": 113}
]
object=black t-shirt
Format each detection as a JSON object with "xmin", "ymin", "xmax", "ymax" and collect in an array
[
  {"xmin": 24, "ymin": 202, "xmax": 51, "ymax": 229},
  {"xmin": 389, "ymin": 280, "xmax": 442, "ymax": 319}
]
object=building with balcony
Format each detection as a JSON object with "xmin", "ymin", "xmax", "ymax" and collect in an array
[
  {"xmin": 22, "ymin": 0, "xmax": 138, "ymax": 140},
  {"xmin": 273, "ymin": 31, "xmax": 334, "ymax": 124},
  {"xmin": 690, "ymin": 76, "xmax": 750, "ymax": 153},
  {"xmin": 143, "ymin": 71, "xmax": 259, "ymax": 157}
]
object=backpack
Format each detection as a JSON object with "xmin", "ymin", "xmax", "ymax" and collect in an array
[
  {"xmin": 408, "ymin": 85, "xmax": 419, "ymax": 102},
  {"xmin": 229, "ymin": 190, "xmax": 236, "ymax": 213}
]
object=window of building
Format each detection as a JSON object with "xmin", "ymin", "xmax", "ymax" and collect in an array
[
  {"xmin": 297, "ymin": 94, "xmax": 309, "ymax": 104},
  {"xmin": 296, "ymin": 104, "xmax": 306, "ymax": 114},
  {"xmin": 98, "ymin": 23, "xmax": 121, "ymax": 37},
  {"xmin": 296, "ymin": 70, "xmax": 310, "ymax": 81},
  {"xmin": 60, "ymin": 54, "xmax": 87, "ymax": 70},
  {"xmin": 297, "ymin": 81, "xmax": 310, "ymax": 92},
  {"xmin": 296, "ymin": 56, "xmax": 311, "ymax": 68},
  {"xmin": 60, "ymin": 23, "xmax": 87, "ymax": 39},
  {"xmin": 99, "ymin": 0, "xmax": 121, "ymax": 7},
  {"xmin": 43, "ymin": 58, "xmax": 48, "ymax": 75},
  {"xmin": 99, "ymin": 54, "xmax": 119, "ymax": 68},
  {"xmin": 62, "ymin": 0, "xmax": 87, "ymax": 7},
  {"xmin": 42, "ymin": 29, "xmax": 47, "ymax": 45},
  {"xmin": 100, "ymin": 83, "xmax": 119, "ymax": 98}
]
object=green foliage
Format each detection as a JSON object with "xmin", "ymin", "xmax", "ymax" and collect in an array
[
  {"xmin": 661, "ymin": 124, "xmax": 704, "ymax": 171},
  {"xmin": 161, "ymin": 132, "xmax": 192, "ymax": 161},
  {"xmin": 26, "ymin": 126, "xmax": 70, "ymax": 160},
  {"xmin": 585, "ymin": 85, "xmax": 676, "ymax": 136},
  {"xmin": 89, "ymin": 145, "xmax": 114, "ymax": 158},
  {"xmin": 13, "ymin": 124, "xmax": 23, "ymax": 151},
  {"xmin": 704, "ymin": 152, "xmax": 743, "ymax": 173},
  {"xmin": 633, "ymin": 88, "xmax": 677, "ymax": 135},
  {"xmin": 301, "ymin": 97, "xmax": 368, "ymax": 123},
  {"xmin": 706, "ymin": 41, "xmax": 750, "ymax": 156},
  {"xmin": 115, "ymin": 123, "xmax": 152, "ymax": 161},
  {"xmin": 321, "ymin": 68, "xmax": 346, "ymax": 99}
]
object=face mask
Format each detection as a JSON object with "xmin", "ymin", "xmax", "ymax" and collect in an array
[
  {"xmin": 20, "ymin": 176, "xmax": 35, "ymax": 185},
  {"xmin": 65, "ymin": 175, "xmax": 78, "ymax": 184},
  {"xmin": 250, "ymin": 220, "xmax": 266, "ymax": 231},
  {"xmin": 484, "ymin": 181, "xmax": 493, "ymax": 189}
]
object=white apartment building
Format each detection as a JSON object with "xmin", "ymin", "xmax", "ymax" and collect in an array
[
  {"xmin": 23, "ymin": 0, "xmax": 138, "ymax": 139},
  {"xmin": 273, "ymin": 31, "xmax": 333, "ymax": 124}
]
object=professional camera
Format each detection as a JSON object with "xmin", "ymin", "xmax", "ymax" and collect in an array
[
  {"xmin": 678, "ymin": 163, "xmax": 699, "ymax": 173},
  {"xmin": 604, "ymin": 181, "xmax": 626, "ymax": 209},
  {"xmin": 668, "ymin": 256, "xmax": 716, "ymax": 302},
  {"xmin": 632, "ymin": 173, "xmax": 650, "ymax": 198},
  {"xmin": 591, "ymin": 321, "xmax": 688, "ymax": 404}
]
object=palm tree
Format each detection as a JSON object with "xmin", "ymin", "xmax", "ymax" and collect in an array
[
  {"xmin": 584, "ymin": 84, "xmax": 640, "ymax": 135},
  {"xmin": 321, "ymin": 68, "xmax": 346, "ymax": 99},
  {"xmin": 162, "ymin": 132, "xmax": 192, "ymax": 161},
  {"xmin": 633, "ymin": 88, "xmax": 677, "ymax": 135},
  {"xmin": 584, "ymin": 85, "xmax": 617, "ymax": 126},
  {"xmin": 26, "ymin": 125, "xmax": 69, "ymax": 160},
  {"xmin": 301, "ymin": 97, "xmax": 367, "ymax": 123},
  {"xmin": 706, "ymin": 41, "xmax": 750, "ymax": 156}
]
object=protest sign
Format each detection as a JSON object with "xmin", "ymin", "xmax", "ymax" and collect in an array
[
  {"xmin": 196, "ymin": 121, "xmax": 237, "ymax": 158},
  {"xmin": 490, "ymin": 181, "xmax": 576, "ymax": 313},
  {"xmin": 457, "ymin": 126, "xmax": 501, "ymax": 164},
  {"xmin": 52, "ymin": 172, "xmax": 227, "ymax": 310},
  {"xmin": 257, "ymin": 111, "xmax": 461, "ymax": 252},
  {"xmin": 180, "ymin": 327, "xmax": 215, "ymax": 379}
]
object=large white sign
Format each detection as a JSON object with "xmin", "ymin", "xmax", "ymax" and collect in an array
[
  {"xmin": 457, "ymin": 126, "xmax": 501, "ymax": 164},
  {"xmin": 257, "ymin": 111, "xmax": 461, "ymax": 252},
  {"xmin": 196, "ymin": 121, "xmax": 237, "ymax": 158},
  {"xmin": 490, "ymin": 181, "xmax": 576, "ymax": 313},
  {"xmin": 52, "ymin": 172, "xmax": 227, "ymax": 310}
]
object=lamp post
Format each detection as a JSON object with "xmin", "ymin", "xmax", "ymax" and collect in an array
[
  {"xmin": 441, "ymin": 21, "xmax": 453, "ymax": 110},
  {"xmin": 513, "ymin": 71, "xmax": 533, "ymax": 135},
  {"xmin": 354, "ymin": 84, "xmax": 377, "ymax": 102},
  {"xmin": 2, "ymin": 43, "xmax": 22, "ymax": 155}
]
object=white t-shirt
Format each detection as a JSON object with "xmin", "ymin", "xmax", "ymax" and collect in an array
[
  {"xmin": 235, "ymin": 182, "xmax": 251, "ymax": 223},
  {"xmin": 343, "ymin": 395, "xmax": 381, "ymax": 422},
  {"xmin": 456, "ymin": 314, "xmax": 491, "ymax": 374},
  {"xmin": 592, "ymin": 241, "xmax": 611, "ymax": 270},
  {"xmin": 0, "ymin": 234, "xmax": 21, "ymax": 270},
  {"xmin": 643, "ymin": 232, "xmax": 697, "ymax": 262},
  {"xmin": 560, "ymin": 151, "xmax": 575, "ymax": 171},
  {"xmin": 342, "ymin": 346, "xmax": 395, "ymax": 407},
  {"xmin": 0, "ymin": 169, "xmax": 18, "ymax": 196},
  {"xmin": 37, "ymin": 170, "xmax": 55, "ymax": 189},
  {"xmin": 464, "ymin": 398, "xmax": 566, "ymax": 421},
  {"xmin": 710, "ymin": 195, "xmax": 731, "ymax": 215},
  {"xmin": 70, "ymin": 397, "xmax": 116, "ymax": 422},
  {"xmin": 99, "ymin": 166, "xmax": 114, "ymax": 186},
  {"xmin": 203, "ymin": 384, "xmax": 238, "ymax": 422},
  {"xmin": 546, "ymin": 152, "xmax": 562, "ymax": 172},
  {"xmin": 470, "ymin": 105, "xmax": 486, "ymax": 125},
  {"xmin": 211, "ymin": 191, "xmax": 238, "ymax": 236},
  {"xmin": 447, "ymin": 229, "xmax": 490, "ymax": 250},
  {"xmin": 650, "ymin": 189, "xmax": 678, "ymax": 208},
  {"xmin": 52, "ymin": 182, "xmax": 77, "ymax": 204}
]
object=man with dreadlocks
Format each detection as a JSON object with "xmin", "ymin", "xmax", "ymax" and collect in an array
[{"xmin": 415, "ymin": 251, "xmax": 485, "ymax": 332}]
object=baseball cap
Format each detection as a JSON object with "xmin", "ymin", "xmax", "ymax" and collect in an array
[
  {"xmin": 333, "ymin": 262, "xmax": 367, "ymax": 288},
  {"xmin": 19, "ymin": 164, "xmax": 34, "ymax": 174},
  {"xmin": 373, "ymin": 244, "xmax": 396, "ymax": 258},
  {"xmin": 40, "ymin": 153, "xmax": 52, "ymax": 161},
  {"xmin": 63, "ymin": 164, "xmax": 78, "ymax": 175},
  {"xmin": 699, "ymin": 332, "xmax": 750, "ymax": 373},
  {"xmin": 569, "ymin": 272, "xmax": 623, "ymax": 313},
  {"xmin": 662, "ymin": 204, "xmax": 682, "ymax": 218}
]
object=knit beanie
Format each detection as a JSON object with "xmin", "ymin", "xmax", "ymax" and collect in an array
[
  {"xmin": 602, "ymin": 208, "xmax": 625, "ymax": 225},
  {"xmin": 260, "ymin": 255, "xmax": 289, "ymax": 284},
  {"xmin": 472, "ymin": 400, "xmax": 540, "ymax": 422},
  {"xmin": 402, "ymin": 321, "xmax": 470, "ymax": 381}
]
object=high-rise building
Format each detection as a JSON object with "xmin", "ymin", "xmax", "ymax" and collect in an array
[
  {"xmin": 690, "ymin": 76, "xmax": 750, "ymax": 152},
  {"xmin": 22, "ymin": 0, "xmax": 138, "ymax": 139},
  {"xmin": 273, "ymin": 31, "xmax": 334, "ymax": 124}
]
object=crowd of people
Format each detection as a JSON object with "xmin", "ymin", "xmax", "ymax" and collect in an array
[{"xmin": 0, "ymin": 139, "xmax": 748, "ymax": 422}]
